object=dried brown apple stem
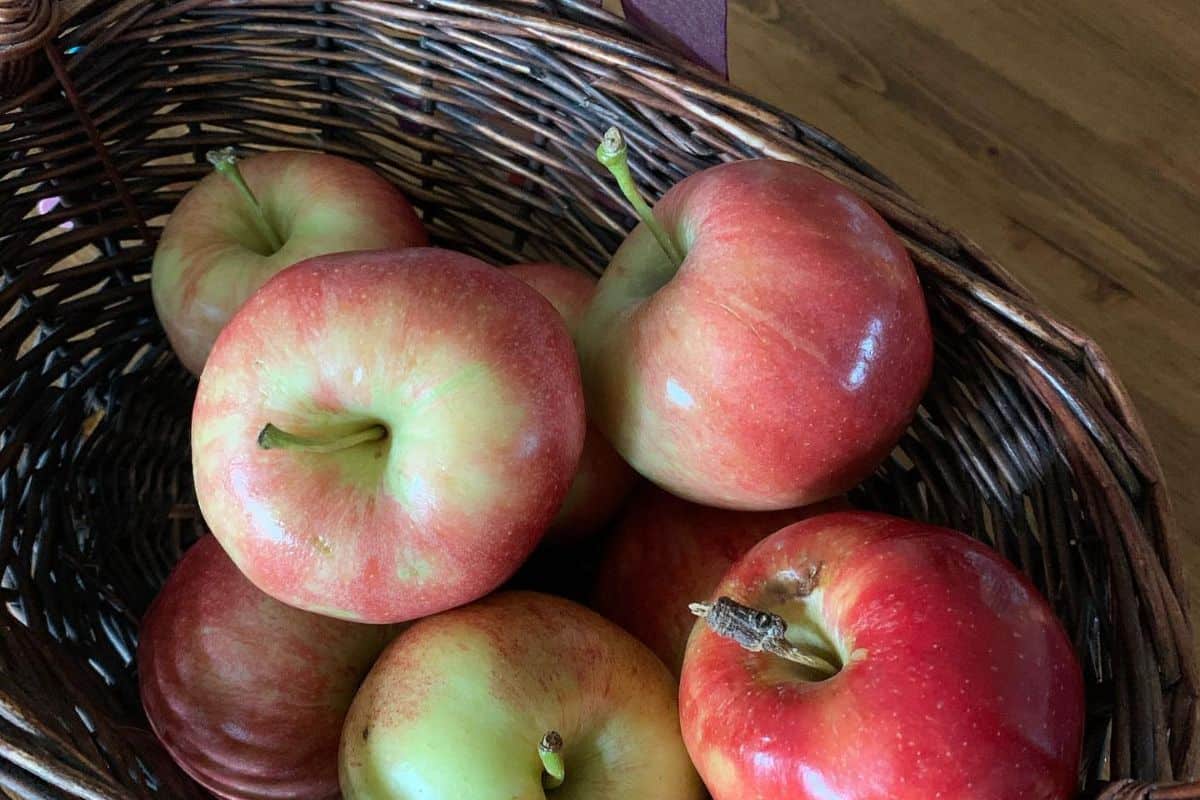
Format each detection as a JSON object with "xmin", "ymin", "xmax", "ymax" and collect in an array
[{"xmin": 689, "ymin": 596, "xmax": 839, "ymax": 677}]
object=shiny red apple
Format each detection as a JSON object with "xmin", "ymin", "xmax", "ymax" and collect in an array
[
  {"xmin": 152, "ymin": 149, "xmax": 426, "ymax": 374},
  {"xmin": 340, "ymin": 591, "xmax": 703, "ymax": 799},
  {"xmin": 579, "ymin": 157, "xmax": 932, "ymax": 510},
  {"xmin": 506, "ymin": 261, "xmax": 636, "ymax": 542},
  {"xmin": 592, "ymin": 485, "xmax": 842, "ymax": 675},
  {"xmin": 138, "ymin": 536, "xmax": 395, "ymax": 800},
  {"xmin": 191, "ymin": 248, "xmax": 586, "ymax": 623},
  {"xmin": 680, "ymin": 511, "xmax": 1084, "ymax": 800}
]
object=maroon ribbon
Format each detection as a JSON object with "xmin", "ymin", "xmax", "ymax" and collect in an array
[{"xmin": 587, "ymin": 0, "xmax": 728, "ymax": 78}]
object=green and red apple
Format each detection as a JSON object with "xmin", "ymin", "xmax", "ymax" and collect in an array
[
  {"xmin": 138, "ymin": 536, "xmax": 395, "ymax": 800},
  {"xmin": 680, "ymin": 511, "xmax": 1085, "ymax": 800},
  {"xmin": 506, "ymin": 261, "xmax": 636, "ymax": 542},
  {"xmin": 152, "ymin": 149, "xmax": 426, "ymax": 374},
  {"xmin": 582, "ymin": 141, "xmax": 932, "ymax": 510},
  {"xmin": 340, "ymin": 591, "xmax": 703, "ymax": 799},
  {"xmin": 191, "ymin": 248, "xmax": 586, "ymax": 623}
]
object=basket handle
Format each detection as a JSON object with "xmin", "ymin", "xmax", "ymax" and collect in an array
[{"xmin": 0, "ymin": 0, "xmax": 151, "ymax": 241}]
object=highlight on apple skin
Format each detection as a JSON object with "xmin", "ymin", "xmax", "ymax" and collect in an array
[
  {"xmin": 191, "ymin": 248, "xmax": 586, "ymax": 623},
  {"xmin": 680, "ymin": 511, "xmax": 1085, "ymax": 800},
  {"xmin": 578, "ymin": 157, "xmax": 933, "ymax": 511},
  {"xmin": 506, "ymin": 261, "xmax": 637, "ymax": 543},
  {"xmin": 152, "ymin": 149, "xmax": 426, "ymax": 375},
  {"xmin": 339, "ymin": 591, "xmax": 704, "ymax": 800},
  {"xmin": 138, "ymin": 536, "xmax": 397, "ymax": 800}
]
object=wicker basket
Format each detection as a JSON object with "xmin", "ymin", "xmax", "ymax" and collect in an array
[{"xmin": 0, "ymin": 1, "xmax": 1194, "ymax": 798}]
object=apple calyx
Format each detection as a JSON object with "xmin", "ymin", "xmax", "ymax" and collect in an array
[
  {"xmin": 538, "ymin": 730, "xmax": 565, "ymax": 790},
  {"xmin": 689, "ymin": 596, "xmax": 839, "ymax": 677},
  {"xmin": 595, "ymin": 127, "xmax": 684, "ymax": 268},
  {"xmin": 257, "ymin": 423, "xmax": 387, "ymax": 453},
  {"xmin": 206, "ymin": 147, "xmax": 285, "ymax": 253}
]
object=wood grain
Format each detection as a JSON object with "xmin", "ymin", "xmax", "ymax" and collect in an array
[{"xmin": 723, "ymin": 0, "xmax": 1200, "ymax": 610}]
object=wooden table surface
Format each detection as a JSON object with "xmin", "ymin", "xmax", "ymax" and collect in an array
[{"xmin": 719, "ymin": 0, "xmax": 1199, "ymax": 606}]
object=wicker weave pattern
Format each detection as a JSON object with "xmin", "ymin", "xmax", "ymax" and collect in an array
[
  {"xmin": 0, "ymin": 1, "xmax": 1194, "ymax": 797},
  {"xmin": 0, "ymin": 0, "xmax": 55, "ymax": 97}
]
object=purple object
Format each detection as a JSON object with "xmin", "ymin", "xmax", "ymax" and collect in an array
[
  {"xmin": 621, "ymin": 0, "xmax": 728, "ymax": 77},
  {"xmin": 581, "ymin": 0, "xmax": 728, "ymax": 78},
  {"xmin": 36, "ymin": 196, "xmax": 75, "ymax": 230}
]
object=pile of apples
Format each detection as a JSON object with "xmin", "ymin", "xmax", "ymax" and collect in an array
[{"xmin": 140, "ymin": 134, "xmax": 1085, "ymax": 800}]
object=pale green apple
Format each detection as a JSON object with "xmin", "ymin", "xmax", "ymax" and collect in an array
[
  {"xmin": 340, "ymin": 591, "xmax": 704, "ymax": 799},
  {"xmin": 151, "ymin": 149, "xmax": 426, "ymax": 374}
]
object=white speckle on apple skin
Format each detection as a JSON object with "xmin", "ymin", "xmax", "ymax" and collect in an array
[{"xmin": 518, "ymin": 432, "xmax": 541, "ymax": 458}]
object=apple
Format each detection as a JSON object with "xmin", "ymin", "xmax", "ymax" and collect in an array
[
  {"xmin": 152, "ymin": 148, "xmax": 426, "ymax": 374},
  {"xmin": 138, "ymin": 535, "xmax": 395, "ymax": 800},
  {"xmin": 191, "ymin": 248, "xmax": 586, "ymax": 623},
  {"xmin": 340, "ymin": 591, "xmax": 703, "ymax": 799},
  {"xmin": 505, "ymin": 261, "xmax": 636, "ymax": 542},
  {"xmin": 581, "ymin": 133, "xmax": 932, "ymax": 510},
  {"xmin": 592, "ymin": 484, "xmax": 844, "ymax": 675},
  {"xmin": 680, "ymin": 511, "xmax": 1085, "ymax": 800}
]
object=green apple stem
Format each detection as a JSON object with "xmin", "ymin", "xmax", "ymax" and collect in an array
[
  {"xmin": 689, "ymin": 597, "xmax": 839, "ymax": 677},
  {"xmin": 595, "ymin": 127, "xmax": 683, "ymax": 268},
  {"xmin": 257, "ymin": 423, "xmax": 387, "ymax": 453},
  {"xmin": 539, "ymin": 730, "xmax": 565, "ymax": 791},
  {"xmin": 206, "ymin": 147, "xmax": 284, "ymax": 253}
]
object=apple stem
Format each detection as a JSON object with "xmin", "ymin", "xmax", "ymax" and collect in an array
[
  {"xmin": 595, "ymin": 127, "xmax": 684, "ymax": 268},
  {"xmin": 206, "ymin": 147, "xmax": 284, "ymax": 253},
  {"xmin": 538, "ymin": 730, "xmax": 565, "ymax": 790},
  {"xmin": 689, "ymin": 597, "xmax": 839, "ymax": 677},
  {"xmin": 257, "ymin": 423, "xmax": 387, "ymax": 453}
]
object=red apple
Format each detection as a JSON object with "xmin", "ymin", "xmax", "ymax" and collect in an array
[
  {"xmin": 340, "ymin": 591, "xmax": 703, "ymax": 799},
  {"xmin": 191, "ymin": 248, "xmax": 586, "ymax": 623},
  {"xmin": 152, "ymin": 149, "xmax": 426, "ymax": 375},
  {"xmin": 592, "ymin": 484, "xmax": 844, "ymax": 675},
  {"xmin": 680, "ymin": 511, "xmax": 1084, "ymax": 800},
  {"xmin": 579, "ymin": 156, "xmax": 932, "ymax": 510},
  {"xmin": 138, "ymin": 536, "xmax": 395, "ymax": 800},
  {"xmin": 505, "ymin": 261, "xmax": 636, "ymax": 542}
]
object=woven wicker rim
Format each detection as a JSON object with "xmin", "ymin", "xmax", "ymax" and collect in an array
[{"xmin": 0, "ymin": 2, "xmax": 1194, "ymax": 798}]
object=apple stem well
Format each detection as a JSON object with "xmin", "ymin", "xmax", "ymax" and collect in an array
[
  {"xmin": 689, "ymin": 596, "xmax": 839, "ymax": 677},
  {"xmin": 595, "ymin": 128, "xmax": 684, "ymax": 268},
  {"xmin": 539, "ymin": 730, "xmax": 565, "ymax": 790},
  {"xmin": 206, "ymin": 147, "xmax": 285, "ymax": 253},
  {"xmin": 257, "ymin": 423, "xmax": 387, "ymax": 454}
]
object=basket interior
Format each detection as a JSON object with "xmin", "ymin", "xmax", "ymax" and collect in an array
[{"xmin": 0, "ymin": 2, "xmax": 1191, "ymax": 797}]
